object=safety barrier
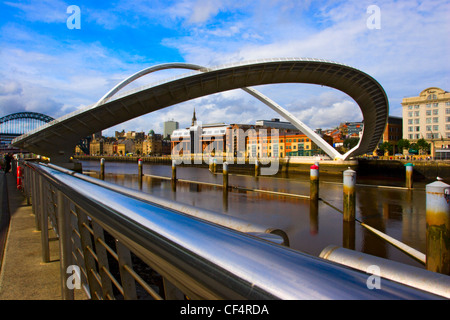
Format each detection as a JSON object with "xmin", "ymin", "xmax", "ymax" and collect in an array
[{"xmin": 20, "ymin": 161, "xmax": 443, "ymax": 300}]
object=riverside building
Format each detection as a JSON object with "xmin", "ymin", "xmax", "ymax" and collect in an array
[{"xmin": 402, "ymin": 87, "xmax": 450, "ymax": 159}]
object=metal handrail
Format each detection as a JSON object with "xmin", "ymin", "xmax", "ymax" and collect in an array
[{"xmin": 24, "ymin": 162, "xmax": 442, "ymax": 299}]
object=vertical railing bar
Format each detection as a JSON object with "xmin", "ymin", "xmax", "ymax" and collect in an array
[
  {"xmin": 92, "ymin": 221, "xmax": 115, "ymax": 299},
  {"xmin": 39, "ymin": 175, "xmax": 50, "ymax": 263},
  {"xmin": 57, "ymin": 190, "xmax": 74, "ymax": 300},
  {"xmin": 116, "ymin": 239, "xmax": 137, "ymax": 300},
  {"xmin": 163, "ymin": 278, "xmax": 186, "ymax": 300},
  {"xmin": 75, "ymin": 206, "xmax": 103, "ymax": 300}
]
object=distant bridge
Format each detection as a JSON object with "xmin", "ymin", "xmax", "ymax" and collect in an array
[
  {"xmin": 12, "ymin": 58, "xmax": 389, "ymax": 163},
  {"xmin": 0, "ymin": 112, "xmax": 54, "ymax": 152}
]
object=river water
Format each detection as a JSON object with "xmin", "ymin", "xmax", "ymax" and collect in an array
[{"xmin": 80, "ymin": 160, "xmax": 430, "ymax": 269}]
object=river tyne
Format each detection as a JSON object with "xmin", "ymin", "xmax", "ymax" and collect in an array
[{"xmin": 80, "ymin": 159, "xmax": 431, "ymax": 270}]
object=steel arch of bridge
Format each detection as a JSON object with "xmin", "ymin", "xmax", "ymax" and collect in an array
[
  {"xmin": 12, "ymin": 58, "xmax": 389, "ymax": 162},
  {"xmin": 0, "ymin": 112, "xmax": 54, "ymax": 125}
]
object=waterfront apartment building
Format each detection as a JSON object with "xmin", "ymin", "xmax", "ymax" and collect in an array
[{"xmin": 402, "ymin": 87, "xmax": 450, "ymax": 157}]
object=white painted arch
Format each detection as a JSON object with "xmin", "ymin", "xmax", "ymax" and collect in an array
[
  {"xmin": 95, "ymin": 62, "xmax": 344, "ymax": 160},
  {"xmin": 13, "ymin": 58, "xmax": 389, "ymax": 162}
]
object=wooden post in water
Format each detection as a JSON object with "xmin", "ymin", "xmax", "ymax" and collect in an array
[
  {"xmin": 171, "ymin": 160, "xmax": 177, "ymax": 181},
  {"xmin": 343, "ymin": 168, "xmax": 356, "ymax": 222},
  {"xmin": 255, "ymin": 159, "xmax": 260, "ymax": 177},
  {"xmin": 425, "ymin": 179, "xmax": 450, "ymax": 275},
  {"xmin": 310, "ymin": 164, "xmax": 319, "ymax": 203},
  {"xmin": 223, "ymin": 162, "xmax": 229, "ymax": 190},
  {"xmin": 100, "ymin": 158, "xmax": 105, "ymax": 180},
  {"xmin": 138, "ymin": 158, "xmax": 143, "ymax": 187},
  {"xmin": 405, "ymin": 163, "xmax": 414, "ymax": 189}
]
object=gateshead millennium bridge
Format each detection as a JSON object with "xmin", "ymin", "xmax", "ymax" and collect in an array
[{"xmin": 12, "ymin": 58, "xmax": 389, "ymax": 164}]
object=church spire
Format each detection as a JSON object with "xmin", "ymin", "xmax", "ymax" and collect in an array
[{"xmin": 191, "ymin": 108, "xmax": 197, "ymax": 126}]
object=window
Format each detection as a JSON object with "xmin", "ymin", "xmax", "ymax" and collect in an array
[
  {"xmin": 408, "ymin": 126, "xmax": 413, "ymax": 132},
  {"xmin": 415, "ymin": 126, "xmax": 420, "ymax": 132},
  {"xmin": 408, "ymin": 105, "xmax": 413, "ymax": 110},
  {"xmin": 426, "ymin": 110, "xmax": 432, "ymax": 116},
  {"xmin": 433, "ymin": 117, "xmax": 439, "ymax": 123},
  {"xmin": 446, "ymin": 124, "xmax": 450, "ymax": 131},
  {"xmin": 426, "ymin": 125, "xmax": 431, "ymax": 131},
  {"xmin": 433, "ymin": 125, "xmax": 439, "ymax": 131},
  {"xmin": 414, "ymin": 111, "xmax": 420, "ymax": 117},
  {"xmin": 408, "ymin": 134, "xmax": 413, "ymax": 139},
  {"xmin": 447, "ymin": 117, "xmax": 450, "ymax": 122},
  {"xmin": 446, "ymin": 108, "xmax": 450, "ymax": 114},
  {"xmin": 433, "ymin": 103, "xmax": 439, "ymax": 107},
  {"xmin": 426, "ymin": 103, "xmax": 431, "ymax": 108},
  {"xmin": 433, "ymin": 109, "xmax": 439, "ymax": 115},
  {"xmin": 426, "ymin": 118, "xmax": 431, "ymax": 124},
  {"xmin": 414, "ymin": 118, "xmax": 420, "ymax": 124},
  {"xmin": 446, "ymin": 102, "xmax": 450, "ymax": 106}
]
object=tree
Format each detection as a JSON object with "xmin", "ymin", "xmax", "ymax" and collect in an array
[
  {"xmin": 397, "ymin": 139, "xmax": 410, "ymax": 153},
  {"xmin": 379, "ymin": 141, "xmax": 393, "ymax": 155},
  {"xmin": 416, "ymin": 138, "xmax": 430, "ymax": 154},
  {"xmin": 343, "ymin": 137, "xmax": 360, "ymax": 150}
]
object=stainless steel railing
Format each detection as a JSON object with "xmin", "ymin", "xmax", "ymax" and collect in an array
[{"xmin": 20, "ymin": 161, "xmax": 443, "ymax": 300}]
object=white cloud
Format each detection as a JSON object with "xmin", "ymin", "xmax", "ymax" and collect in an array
[
  {"xmin": 4, "ymin": 0, "xmax": 69, "ymax": 23},
  {"xmin": 1, "ymin": 0, "xmax": 448, "ymax": 138}
]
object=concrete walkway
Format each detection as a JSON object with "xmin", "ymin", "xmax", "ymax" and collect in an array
[{"xmin": 0, "ymin": 171, "xmax": 86, "ymax": 300}]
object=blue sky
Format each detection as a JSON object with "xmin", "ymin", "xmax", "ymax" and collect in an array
[{"xmin": 0, "ymin": 0, "xmax": 449, "ymax": 136}]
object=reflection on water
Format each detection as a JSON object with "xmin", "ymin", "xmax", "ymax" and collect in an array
[{"xmin": 81, "ymin": 160, "xmax": 427, "ymax": 269}]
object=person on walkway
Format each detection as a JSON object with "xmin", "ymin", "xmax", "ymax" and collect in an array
[{"xmin": 3, "ymin": 153, "xmax": 12, "ymax": 173}]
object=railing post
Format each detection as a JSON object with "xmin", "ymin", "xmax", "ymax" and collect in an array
[
  {"xmin": 343, "ymin": 168, "xmax": 356, "ymax": 222},
  {"xmin": 57, "ymin": 190, "xmax": 74, "ymax": 300},
  {"xmin": 425, "ymin": 179, "xmax": 450, "ymax": 275}
]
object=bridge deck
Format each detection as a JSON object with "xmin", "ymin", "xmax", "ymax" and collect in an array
[{"xmin": 0, "ymin": 171, "xmax": 86, "ymax": 300}]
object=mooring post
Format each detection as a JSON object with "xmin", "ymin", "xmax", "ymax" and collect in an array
[
  {"xmin": 223, "ymin": 161, "xmax": 229, "ymax": 190},
  {"xmin": 171, "ymin": 159, "xmax": 177, "ymax": 181},
  {"xmin": 138, "ymin": 158, "xmax": 143, "ymax": 187},
  {"xmin": 405, "ymin": 163, "xmax": 414, "ymax": 189},
  {"xmin": 255, "ymin": 159, "xmax": 260, "ymax": 177},
  {"xmin": 100, "ymin": 158, "xmax": 105, "ymax": 180},
  {"xmin": 425, "ymin": 178, "xmax": 450, "ymax": 275},
  {"xmin": 343, "ymin": 168, "xmax": 356, "ymax": 222},
  {"xmin": 310, "ymin": 164, "xmax": 319, "ymax": 203}
]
